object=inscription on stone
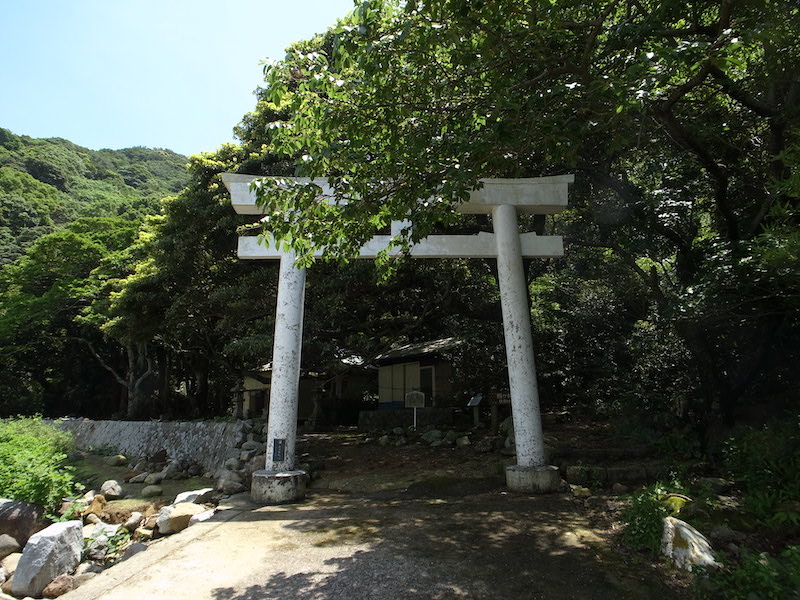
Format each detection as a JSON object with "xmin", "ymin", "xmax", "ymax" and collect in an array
[{"xmin": 273, "ymin": 438, "xmax": 286, "ymax": 462}]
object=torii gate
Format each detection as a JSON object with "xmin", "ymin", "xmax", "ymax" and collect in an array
[{"xmin": 222, "ymin": 173, "xmax": 573, "ymax": 503}]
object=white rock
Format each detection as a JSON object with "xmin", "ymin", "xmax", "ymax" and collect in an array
[
  {"xmin": 173, "ymin": 488, "xmax": 214, "ymax": 505},
  {"xmin": 661, "ymin": 516, "xmax": 719, "ymax": 572},
  {"xmin": 11, "ymin": 521, "xmax": 82, "ymax": 597},
  {"xmin": 123, "ymin": 512, "xmax": 143, "ymax": 532},
  {"xmin": 188, "ymin": 509, "xmax": 216, "ymax": 526},
  {"xmin": 128, "ymin": 472, "xmax": 148, "ymax": 484},
  {"xmin": 99, "ymin": 480, "xmax": 124, "ymax": 500}
]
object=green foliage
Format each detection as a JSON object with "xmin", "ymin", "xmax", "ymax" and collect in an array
[
  {"xmin": 698, "ymin": 546, "xmax": 800, "ymax": 600},
  {"xmin": 0, "ymin": 417, "xmax": 76, "ymax": 511},
  {"xmin": 722, "ymin": 417, "xmax": 800, "ymax": 523},
  {"xmin": 621, "ymin": 478, "xmax": 687, "ymax": 555}
]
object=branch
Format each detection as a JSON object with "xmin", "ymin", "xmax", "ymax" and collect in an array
[
  {"xmin": 709, "ymin": 65, "xmax": 775, "ymax": 117},
  {"xmin": 75, "ymin": 337, "xmax": 128, "ymax": 388}
]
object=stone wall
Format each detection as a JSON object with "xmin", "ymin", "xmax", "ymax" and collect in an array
[{"xmin": 56, "ymin": 419, "xmax": 246, "ymax": 473}]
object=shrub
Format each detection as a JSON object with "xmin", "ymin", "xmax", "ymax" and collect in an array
[
  {"xmin": 698, "ymin": 545, "xmax": 800, "ymax": 599},
  {"xmin": 0, "ymin": 417, "xmax": 76, "ymax": 511},
  {"xmin": 621, "ymin": 476, "xmax": 688, "ymax": 555}
]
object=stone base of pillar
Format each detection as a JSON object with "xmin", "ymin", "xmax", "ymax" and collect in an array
[
  {"xmin": 251, "ymin": 470, "xmax": 307, "ymax": 504},
  {"xmin": 505, "ymin": 464, "xmax": 561, "ymax": 493}
]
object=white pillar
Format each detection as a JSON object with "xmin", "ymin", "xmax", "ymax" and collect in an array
[
  {"xmin": 252, "ymin": 251, "xmax": 308, "ymax": 504},
  {"xmin": 492, "ymin": 204, "xmax": 547, "ymax": 467},
  {"xmin": 264, "ymin": 251, "xmax": 306, "ymax": 471}
]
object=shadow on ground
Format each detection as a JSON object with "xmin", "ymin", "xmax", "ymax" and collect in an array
[{"xmin": 210, "ymin": 486, "xmax": 677, "ymax": 600}]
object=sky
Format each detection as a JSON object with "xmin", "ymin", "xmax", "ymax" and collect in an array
[{"xmin": 0, "ymin": 0, "xmax": 356, "ymax": 156}]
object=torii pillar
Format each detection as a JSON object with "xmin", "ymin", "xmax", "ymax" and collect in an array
[{"xmin": 222, "ymin": 174, "xmax": 572, "ymax": 502}]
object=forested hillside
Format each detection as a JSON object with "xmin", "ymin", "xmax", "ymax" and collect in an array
[{"xmin": 0, "ymin": 127, "xmax": 187, "ymax": 264}]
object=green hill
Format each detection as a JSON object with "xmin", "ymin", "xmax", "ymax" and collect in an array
[{"xmin": 0, "ymin": 127, "xmax": 188, "ymax": 264}]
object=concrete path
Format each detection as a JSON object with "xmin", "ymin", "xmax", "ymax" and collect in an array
[{"xmin": 62, "ymin": 489, "xmax": 677, "ymax": 600}]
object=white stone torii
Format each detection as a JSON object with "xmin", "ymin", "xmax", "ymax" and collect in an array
[{"xmin": 222, "ymin": 173, "xmax": 573, "ymax": 503}]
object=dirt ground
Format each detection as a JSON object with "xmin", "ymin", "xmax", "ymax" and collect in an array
[{"xmin": 65, "ymin": 428, "xmax": 689, "ymax": 599}]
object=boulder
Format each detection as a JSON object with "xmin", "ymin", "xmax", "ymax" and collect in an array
[
  {"xmin": 156, "ymin": 503, "xmax": 206, "ymax": 535},
  {"xmin": 42, "ymin": 574, "xmax": 73, "ymax": 598},
  {"xmin": 241, "ymin": 440, "xmax": 264, "ymax": 452},
  {"xmin": 83, "ymin": 513, "xmax": 101, "ymax": 525},
  {"xmin": 123, "ymin": 512, "xmax": 143, "ymax": 532},
  {"xmin": 0, "ymin": 499, "xmax": 45, "ymax": 547},
  {"xmin": 99, "ymin": 480, "xmax": 124, "ymax": 501},
  {"xmin": 143, "ymin": 472, "xmax": 164, "ymax": 485},
  {"xmin": 160, "ymin": 460, "xmax": 183, "ymax": 481},
  {"xmin": 498, "ymin": 416, "xmax": 513, "ymax": 434},
  {"xmin": 173, "ymin": 488, "xmax": 214, "ymax": 505},
  {"xmin": 104, "ymin": 455, "xmax": 127, "ymax": 467},
  {"xmin": 141, "ymin": 485, "xmax": 163, "ymax": 498},
  {"xmin": 570, "ymin": 485, "xmax": 591, "ymax": 498},
  {"xmin": 128, "ymin": 472, "xmax": 148, "ymax": 484},
  {"xmin": 1, "ymin": 553, "xmax": 21, "ymax": 578},
  {"xmin": 224, "ymin": 458, "xmax": 242, "ymax": 471},
  {"xmin": 11, "ymin": 521, "xmax": 82, "ymax": 598},
  {"xmin": 661, "ymin": 516, "xmax": 719, "ymax": 572},
  {"xmin": 215, "ymin": 470, "xmax": 245, "ymax": 495},
  {"xmin": 456, "ymin": 436, "xmax": 471, "ymax": 448},
  {"xmin": 392, "ymin": 427, "xmax": 405, "ymax": 436},
  {"xmin": 444, "ymin": 430, "xmax": 459, "ymax": 443},
  {"xmin": 421, "ymin": 430, "xmax": 443, "ymax": 444},
  {"xmin": 0, "ymin": 536, "xmax": 20, "ymax": 562},
  {"xmin": 187, "ymin": 464, "xmax": 202, "ymax": 477},
  {"xmin": 378, "ymin": 435, "xmax": 390, "ymax": 447},
  {"xmin": 83, "ymin": 495, "xmax": 106, "ymax": 518}
]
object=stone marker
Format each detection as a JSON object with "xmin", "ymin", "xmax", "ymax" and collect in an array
[
  {"xmin": 661, "ymin": 516, "xmax": 719, "ymax": 571},
  {"xmin": 11, "ymin": 521, "xmax": 82, "ymax": 598}
]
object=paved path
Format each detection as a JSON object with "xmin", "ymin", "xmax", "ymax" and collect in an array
[{"xmin": 62, "ymin": 489, "xmax": 677, "ymax": 600}]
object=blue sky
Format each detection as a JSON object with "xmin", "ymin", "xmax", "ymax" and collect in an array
[{"xmin": 0, "ymin": 0, "xmax": 356, "ymax": 156}]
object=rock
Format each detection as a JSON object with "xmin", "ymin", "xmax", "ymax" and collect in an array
[
  {"xmin": 215, "ymin": 470, "xmax": 245, "ymax": 495},
  {"xmin": 0, "ymin": 499, "xmax": 45, "ymax": 547},
  {"xmin": 157, "ymin": 503, "xmax": 206, "ymax": 535},
  {"xmin": 134, "ymin": 527, "xmax": 154, "ymax": 540},
  {"xmin": 189, "ymin": 509, "xmax": 216, "ymax": 525},
  {"xmin": 42, "ymin": 574, "xmax": 73, "ymax": 598},
  {"xmin": 99, "ymin": 480, "xmax": 124, "ymax": 501},
  {"xmin": 174, "ymin": 488, "xmax": 214, "ymax": 505},
  {"xmin": 430, "ymin": 440, "xmax": 444, "ymax": 448},
  {"xmin": 83, "ymin": 513, "xmax": 101, "ymax": 525},
  {"xmin": 11, "ymin": 521, "xmax": 82, "ymax": 598},
  {"xmin": 444, "ymin": 430, "xmax": 459, "ymax": 443},
  {"xmin": 141, "ymin": 485, "xmax": 163, "ymax": 498},
  {"xmin": 81, "ymin": 490, "xmax": 97, "ymax": 502},
  {"xmin": 474, "ymin": 438, "xmax": 494, "ymax": 453},
  {"xmin": 241, "ymin": 440, "xmax": 264, "ymax": 452},
  {"xmin": 123, "ymin": 512, "xmax": 143, "ymax": 532},
  {"xmin": 393, "ymin": 437, "xmax": 407, "ymax": 447},
  {"xmin": 74, "ymin": 563, "xmax": 103, "ymax": 577},
  {"xmin": 160, "ymin": 460, "xmax": 182, "ymax": 481},
  {"xmin": 187, "ymin": 464, "xmax": 202, "ymax": 477},
  {"xmin": 1, "ymin": 553, "xmax": 21, "ymax": 578},
  {"xmin": 0, "ymin": 536, "xmax": 20, "ymax": 562},
  {"xmin": 455, "ymin": 436, "xmax": 471, "ymax": 448},
  {"xmin": 421, "ymin": 430, "xmax": 443, "ymax": 444},
  {"xmin": 128, "ymin": 472, "xmax": 148, "ymax": 484},
  {"xmin": 0, "ymin": 578, "xmax": 12, "ymax": 595},
  {"xmin": 149, "ymin": 449, "xmax": 168, "ymax": 464},
  {"xmin": 119, "ymin": 542, "xmax": 148, "ymax": 562},
  {"xmin": 709, "ymin": 525, "xmax": 744, "ymax": 544},
  {"xmin": 570, "ymin": 485, "xmax": 591, "ymax": 498},
  {"xmin": 143, "ymin": 472, "xmax": 164, "ymax": 485},
  {"xmin": 132, "ymin": 459, "xmax": 149, "ymax": 472},
  {"xmin": 83, "ymin": 495, "xmax": 106, "ymax": 518},
  {"xmin": 498, "ymin": 416, "xmax": 513, "ymax": 434},
  {"xmin": 378, "ymin": 435, "xmax": 390, "ymax": 447},
  {"xmin": 223, "ymin": 458, "xmax": 242, "ymax": 471},
  {"xmin": 565, "ymin": 465, "xmax": 589, "ymax": 485},
  {"xmin": 611, "ymin": 483, "xmax": 629, "ymax": 495},
  {"xmin": 104, "ymin": 455, "xmax": 127, "ymax": 467},
  {"xmin": 661, "ymin": 516, "xmax": 719, "ymax": 572},
  {"xmin": 240, "ymin": 450, "xmax": 257, "ymax": 462},
  {"xmin": 392, "ymin": 427, "xmax": 404, "ymax": 436}
]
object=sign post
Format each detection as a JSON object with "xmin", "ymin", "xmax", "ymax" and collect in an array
[{"xmin": 405, "ymin": 390, "xmax": 425, "ymax": 430}]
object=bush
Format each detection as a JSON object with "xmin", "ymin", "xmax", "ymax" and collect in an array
[
  {"xmin": 621, "ymin": 477, "xmax": 688, "ymax": 555},
  {"xmin": 698, "ymin": 545, "xmax": 800, "ymax": 599},
  {"xmin": 722, "ymin": 416, "xmax": 800, "ymax": 523},
  {"xmin": 0, "ymin": 417, "xmax": 76, "ymax": 511}
]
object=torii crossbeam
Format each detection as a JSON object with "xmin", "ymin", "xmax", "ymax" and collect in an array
[{"xmin": 223, "ymin": 173, "xmax": 573, "ymax": 502}]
